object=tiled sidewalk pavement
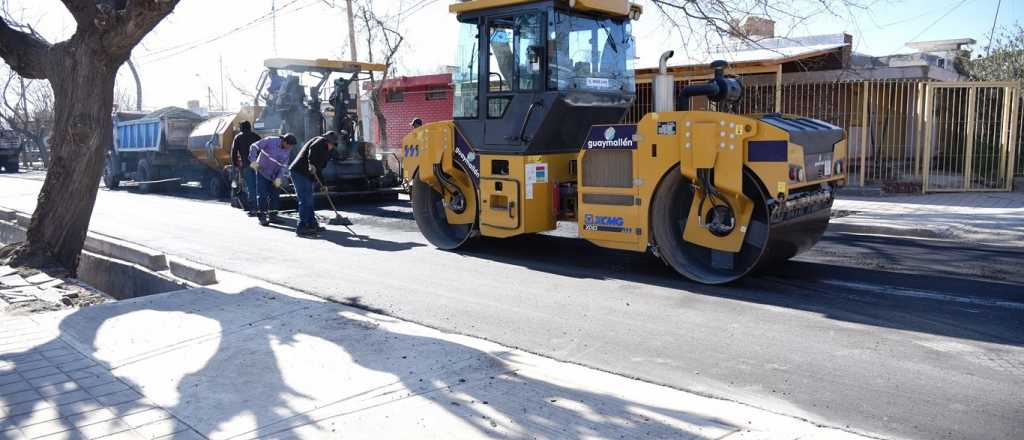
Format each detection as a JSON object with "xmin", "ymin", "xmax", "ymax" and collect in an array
[{"xmin": 0, "ymin": 316, "xmax": 203, "ymax": 440}]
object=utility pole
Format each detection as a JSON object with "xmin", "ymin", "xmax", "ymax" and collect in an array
[
  {"xmin": 126, "ymin": 59, "xmax": 143, "ymax": 111},
  {"xmin": 219, "ymin": 55, "xmax": 226, "ymax": 111},
  {"xmin": 272, "ymin": 0, "xmax": 278, "ymax": 56},
  {"xmin": 346, "ymin": 0, "xmax": 358, "ymax": 62}
]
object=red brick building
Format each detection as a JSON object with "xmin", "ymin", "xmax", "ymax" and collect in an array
[{"xmin": 364, "ymin": 73, "xmax": 453, "ymax": 149}]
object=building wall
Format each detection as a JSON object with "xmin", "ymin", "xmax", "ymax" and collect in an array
[{"xmin": 370, "ymin": 83, "xmax": 453, "ymax": 150}]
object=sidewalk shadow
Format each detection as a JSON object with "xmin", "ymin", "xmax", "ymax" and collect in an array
[{"xmin": 2, "ymin": 287, "xmax": 734, "ymax": 439}]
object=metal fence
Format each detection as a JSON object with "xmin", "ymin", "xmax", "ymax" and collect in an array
[{"xmin": 626, "ymin": 77, "xmax": 1022, "ymax": 191}]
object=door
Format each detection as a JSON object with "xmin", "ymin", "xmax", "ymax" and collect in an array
[
  {"xmin": 923, "ymin": 82, "xmax": 1020, "ymax": 192},
  {"xmin": 482, "ymin": 12, "xmax": 545, "ymax": 148}
]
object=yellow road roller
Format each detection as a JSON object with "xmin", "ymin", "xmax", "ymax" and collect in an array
[{"xmin": 401, "ymin": 0, "xmax": 847, "ymax": 284}]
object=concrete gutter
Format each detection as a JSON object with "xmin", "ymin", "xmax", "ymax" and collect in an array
[{"xmin": 0, "ymin": 207, "xmax": 217, "ymax": 288}]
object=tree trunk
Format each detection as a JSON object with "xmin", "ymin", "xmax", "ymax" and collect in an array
[
  {"xmin": 370, "ymin": 87, "xmax": 387, "ymax": 147},
  {"xmin": 15, "ymin": 37, "xmax": 116, "ymax": 272}
]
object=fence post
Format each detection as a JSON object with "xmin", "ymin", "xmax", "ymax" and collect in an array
[
  {"xmin": 963, "ymin": 86, "xmax": 977, "ymax": 190},
  {"xmin": 1007, "ymin": 85, "xmax": 1021, "ymax": 190},
  {"xmin": 998, "ymin": 86, "xmax": 1012, "ymax": 185},
  {"xmin": 774, "ymin": 64, "xmax": 782, "ymax": 113},
  {"xmin": 860, "ymin": 81, "xmax": 869, "ymax": 187},
  {"xmin": 922, "ymin": 84, "xmax": 934, "ymax": 193},
  {"xmin": 914, "ymin": 82, "xmax": 924, "ymax": 183}
]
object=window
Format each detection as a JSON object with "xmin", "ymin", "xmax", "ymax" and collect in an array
[
  {"xmin": 453, "ymin": 20, "xmax": 479, "ymax": 118},
  {"xmin": 426, "ymin": 87, "xmax": 448, "ymax": 101},
  {"xmin": 386, "ymin": 90, "xmax": 404, "ymax": 102},
  {"xmin": 488, "ymin": 18, "xmax": 514, "ymax": 92},
  {"xmin": 488, "ymin": 96, "xmax": 512, "ymax": 118},
  {"xmin": 515, "ymin": 13, "xmax": 543, "ymax": 91},
  {"xmin": 488, "ymin": 13, "xmax": 542, "ymax": 93},
  {"xmin": 548, "ymin": 12, "xmax": 635, "ymax": 92}
]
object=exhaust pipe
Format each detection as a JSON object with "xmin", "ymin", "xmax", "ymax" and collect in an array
[{"xmin": 654, "ymin": 50, "xmax": 675, "ymax": 113}]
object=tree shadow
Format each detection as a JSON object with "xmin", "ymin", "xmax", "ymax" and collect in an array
[{"xmin": 1, "ymin": 287, "xmax": 738, "ymax": 439}]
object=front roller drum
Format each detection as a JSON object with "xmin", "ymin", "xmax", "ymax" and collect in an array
[
  {"xmin": 410, "ymin": 172, "xmax": 476, "ymax": 250},
  {"xmin": 651, "ymin": 168, "xmax": 830, "ymax": 284}
]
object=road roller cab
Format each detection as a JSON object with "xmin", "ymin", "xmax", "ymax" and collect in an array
[{"xmin": 401, "ymin": 0, "xmax": 848, "ymax": 284}]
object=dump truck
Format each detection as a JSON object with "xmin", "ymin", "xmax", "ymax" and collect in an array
[
  {"xmin": 401, "ymin": 0, "xmax": 848, "ymax": 284},
  {"xmin": 104, "ymin": 107, "xmax": 259, "ymax": 196},
  {"xmin": 0, "ymin": 130, "xmax": 23, "ymax": 173},
  {"xmin": 252, "ymin": 58, "xmax": 402, "ymax": 200}
]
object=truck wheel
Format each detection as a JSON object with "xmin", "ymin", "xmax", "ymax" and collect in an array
[
  {"xmin": 136, "ymin": 160, "xmax": 154, "ymax": 193},
  {"xmin": 103, "ymin": 159, "xmax": 121, "ymax": 189},
  {"xmin": 206, "ymin": 173, "xmax": 228, "ymax": 199}
]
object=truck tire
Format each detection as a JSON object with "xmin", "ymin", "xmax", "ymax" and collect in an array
[
  {"xmin": 2, "ymin": 159, "xmax": 17, "ymax": 173},
  {"xmin": 206, "ymin": 173, "xmax": 228, "ymax": 199},
  {"xmin": 103, "ymin": 158, "xmax": 121, "ymax": 189},
  {"xmin": 136, "ymin": 160, "xmax": 155, "ymax": 193}
]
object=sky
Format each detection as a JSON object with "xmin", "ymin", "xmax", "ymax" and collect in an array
[{"xmin": 3, "ymin": 0, "xmax": 1021, "ymax": 111}]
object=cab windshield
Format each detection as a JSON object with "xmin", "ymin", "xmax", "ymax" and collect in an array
[{"xmin": 548, "ymin": 11, "xmax": 635, "ymax": 93}]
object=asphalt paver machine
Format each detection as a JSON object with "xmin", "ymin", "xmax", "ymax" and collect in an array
[
  {"xmin": 401, "ymin": 0, "xmax": 848, "ymax": 284},
  {"xmin": 253, "ymin": 58, "xmax": 401, "ymax": 199}
]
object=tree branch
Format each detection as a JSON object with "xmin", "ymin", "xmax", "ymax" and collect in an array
[
  {"xmin": 102, "ymin": 0, "xmax": 180, "ymax": 58},
  {"xmin": 0, "ymin": 16, "xmax": 52, "ymax": 79},
  {"xmin": 58, "ymin": 0, "xmax": 96, "ymax": 25}
]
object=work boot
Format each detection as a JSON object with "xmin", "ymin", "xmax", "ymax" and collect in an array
[
  {"xmin": 296, "ymin": 226, "xmax": 319, "ymax": 238},
  {"xmin": 246, "ymin": 211, "xmax": 258, "ymax": 218},
  {"xmin": 258, "ymin": 212, "xmax": 270, "ymax": 227}
]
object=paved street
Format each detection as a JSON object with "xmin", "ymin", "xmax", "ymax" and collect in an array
[{"xmin": 2, "ymin": 172, "xmax": 1023, "ymax": 440}]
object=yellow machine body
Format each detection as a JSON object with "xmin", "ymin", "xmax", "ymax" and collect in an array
[
  {"xmin": 402, "ymin": 114, "xmax": 847, "ymax": 247},
  {"xmin": 402, "ymin": 0, "xmax": 847, "ymax": 283}
]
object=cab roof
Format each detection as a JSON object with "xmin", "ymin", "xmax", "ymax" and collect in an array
[
  {"xmin": 263, "ymin": 58, "xmax": 386, "ymax": 73},
  {"xmin": 449, "ymin": 0, "xmax": 642, "ymax": 18}
]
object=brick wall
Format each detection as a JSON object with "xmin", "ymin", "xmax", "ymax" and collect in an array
[{"xmin": 367, "ymin": 74, "xmax": 454, "ymax": 150}]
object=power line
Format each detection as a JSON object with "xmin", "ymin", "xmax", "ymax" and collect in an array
[
  {"xmin": 887, "ymin": 0, "xmax": 971, "ymax": 55},
  {"xmin": 986, "ymin": 0, "xmax": 1003, "ymax": 55},
  {"xmin": 136, "ymin": 0, "xmax": 309, "ymax": 63}
]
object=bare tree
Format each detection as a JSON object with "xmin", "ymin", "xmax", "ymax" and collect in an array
[
  {"xmin": 0, "ymin": 0, "xmax": 180, "ymax": 272},
  {"xmin": 648, "ymin": 0, "xmax": 871, "ymax": 58},
  {"xmin": 357, "ymin": 1, "xmax": 405, "ymax": 148},
  {"xmin": 0, "ymin": 67, "xmax": 52, "ymax": 167}
]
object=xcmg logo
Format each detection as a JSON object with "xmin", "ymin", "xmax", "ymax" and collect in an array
[{"xmin": 584, "ymin": 214, "xmax": 625, "ymax": 226}]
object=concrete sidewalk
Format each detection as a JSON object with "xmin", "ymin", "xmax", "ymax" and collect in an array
[
  {"xmin": 2, "ymin": 271, "xmax": 883, "ymax": 440},
  {"xmin": 831, "ymin": 191, "xmax": 1024, "ymax": 247}
]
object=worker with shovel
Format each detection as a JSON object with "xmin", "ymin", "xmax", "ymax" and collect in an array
[
  {"xmin": 231, "ymin": 121, "xmax": 261, "ymax": 216},
  {"xmin": 289, "ymin": 130, "xmax": 351, "ymax": 238},
  {"xmin": 249, "ymin": 133, "xmax": 297, "ymax": 226}
]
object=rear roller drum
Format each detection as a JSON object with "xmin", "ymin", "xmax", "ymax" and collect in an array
[
  {"xmin": 651, "ymin": 168, "xmax": 828, "ymax": 284},
  {"xmin": 410, "ymin": 169, "xmax": 477, "ymax": 250}
]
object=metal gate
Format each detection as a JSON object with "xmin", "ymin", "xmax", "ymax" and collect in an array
[{"xmin": 923, "ymin": 82, "xmax": 1020, "ymax": 192}]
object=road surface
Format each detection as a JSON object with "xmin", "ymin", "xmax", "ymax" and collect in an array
[{"xmin": 2, "ymin": 172, "xmax": 1022, "ymax": 440}]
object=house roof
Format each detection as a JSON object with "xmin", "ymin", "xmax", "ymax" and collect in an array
[
  {"xmin": 636, "ymin": 33, "xmax": 849, "ymax": 77},
  {"xmin": 364, "ymin": 73, "xmax": 452, "ymax": 91}
]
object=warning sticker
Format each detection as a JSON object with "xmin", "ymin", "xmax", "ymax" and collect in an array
[{"xmin": 525, "ymin": 163, "xmax": 548, "ymax": 200}]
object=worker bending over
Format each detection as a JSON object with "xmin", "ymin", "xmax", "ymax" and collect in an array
[
  {"xmin": 249, "ymin": 133, "xmax": 297, "ymax": 226},
  {"xmin": 289, "ymin": 131, "xmax": 340, "ymax": 238},
  {"xmin": 231, "ymin": 121, "xmax": 261, "ymax": 216}
]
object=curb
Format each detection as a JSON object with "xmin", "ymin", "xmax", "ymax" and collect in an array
[
  {"xmin": 0, "ymin": 207, "xmax": 217, "ymax": 287},
  {"xmin": 827, "ymin": 221, "xmax": 951, "ymax": 240},
  {"xmin": 168, "ymin": 258, "xmax": 218, "ymax": 286}
]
